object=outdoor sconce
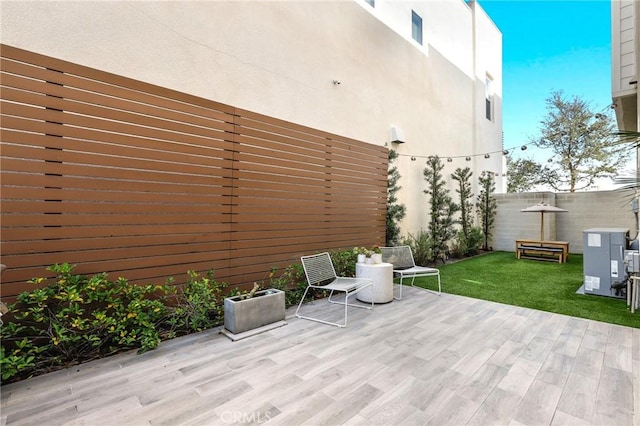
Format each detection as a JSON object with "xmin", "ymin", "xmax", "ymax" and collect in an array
[{"xmin": 390, "ymin": 126, "xmax": 406, "ymax": 144}]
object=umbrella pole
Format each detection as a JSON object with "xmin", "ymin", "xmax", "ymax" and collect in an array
[{"xmin": 540, "ymin": 212, "xmax": 545, "ymax": 241}]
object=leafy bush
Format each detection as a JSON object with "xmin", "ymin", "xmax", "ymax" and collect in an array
[
  {"xmin": 0, "ymin": 249, "xmax": 376, "ymax": 384},
  {"xmin": 1, "ymin": 263, "xmax": 168, "ymax": 383},
  {"xmin": 402, "ymin": 230, "xmax": 433, "ymax": 266},
  {"xmin": 451, "ymin": 227, "xmax": 484, "ymax": 257},
  {"xmin": 267, "ymin": 264, "xmax": 307, "ymax": 308},
  {"xmin": 163, "ymin": 270, "xmax": 227, "ymax": 337},
  {"xmin": 330, "ymin": 249, "xmax": 358, "ymax": 277}
]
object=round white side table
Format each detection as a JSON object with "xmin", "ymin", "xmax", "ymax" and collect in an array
[{"xmin": 356, "ymin": 262, "xmax": 393, "ymax": 303}]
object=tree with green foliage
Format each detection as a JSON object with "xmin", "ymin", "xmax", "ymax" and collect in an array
[
  {"xmin": 506, "ymin": 155, "xmax": 543, "ymax": 193},
  {"xmin": 386, "ymin": 149, "xmax": 406, "ymax": 246},
  {"xmin": 452, "ymin": 167, "xmax": 473, "ymax": 237},
  {"xmin": 424, "ymin": 156, "xmax": 458, "ymax": 262},
  {"xmin": 477, "ymin": 171, "xmax": 497, "ymax": 251},
  {"xmin": 532, "ymin": 91, "xmax": 627, "ymax": 192},
  {"xmin": 451, "ymin": 167, "xmax": 483, "ymax": 256}
]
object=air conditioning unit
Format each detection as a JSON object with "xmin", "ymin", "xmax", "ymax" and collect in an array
[{"xmin": 583, "ymin": 228, "xmax": 629, "ymax": 299}]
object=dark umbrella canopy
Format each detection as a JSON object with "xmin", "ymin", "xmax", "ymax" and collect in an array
[{"xmin": 520, "ymin": 203, "xmax": 568, "ymax": 241}]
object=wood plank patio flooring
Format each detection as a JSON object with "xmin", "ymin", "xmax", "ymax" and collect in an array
[{"xmin": 2, "ymin": 287, "xmax": 639, "ymax": 425}]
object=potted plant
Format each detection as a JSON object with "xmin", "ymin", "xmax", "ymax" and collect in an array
[
  {"xmin": 371, "ymin": 246, "xmax": 382, "ymax": 264},
  {"xmin": 365, "ymin": 249, "xmax": 374, "ymax": 264},
  {"xmin": 222, "ymin": 283, "xmax": 286, "ymax": 341},
  {"xmin": 354, "ymin": 246, "xmax": 368, "ymax": 263}
]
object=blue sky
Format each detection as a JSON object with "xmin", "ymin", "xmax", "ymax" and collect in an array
[{"xmin": 478, "ymin": 0, "xmax": 612, "ymax": 158}]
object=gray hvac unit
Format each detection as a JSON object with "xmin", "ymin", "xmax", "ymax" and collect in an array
[{"xmin": 583, "ymin": 228, "xmax": 629, "ymax": 298}]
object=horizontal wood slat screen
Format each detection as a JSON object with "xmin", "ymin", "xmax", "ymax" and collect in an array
[{"xmin": 0, "ymin": 45, "xmax": 387, "ymax": 299}]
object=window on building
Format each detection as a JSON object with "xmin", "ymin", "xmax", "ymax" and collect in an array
[
  {"xmin": 485, "ymin": 76, "xmax": 493, "ymax": 121},
  {"xmin": 365, "ymin": 0, "xmax": 375, "ymax": 7},
  {"xmin": 411, "ymin": 11, "xmax": 423, "ymax": 45}
]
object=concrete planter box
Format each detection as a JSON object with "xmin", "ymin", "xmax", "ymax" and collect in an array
[{"xmin": 222, "ymin": 289, "xmax": 286, "ymax": 340}]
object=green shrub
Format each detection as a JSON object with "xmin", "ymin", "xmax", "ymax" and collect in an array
[
  {"xmin": 0, "ymin": 250, "xmax": 374, "ymax": 384},
  {"xmin": 267, "ymin": 264, "xmax": 307, "ymax": 308},
  {"xmin": 402, "ymin": 230, "xmax": 433, "ymax": 266},
  {"xmin": 451, "ymin": 227, "xmax": 484, "ymax": 257},
  {"xmin": 330, "ymin": 249, "xmax": 358, "ymax": 277},
  {"xmin": 0, "ymin": 263, "xmax": 168, "ymax": 383},
  {"xmin": 162, "ymin": 270, "xmax": 227, "ymax": 337}
]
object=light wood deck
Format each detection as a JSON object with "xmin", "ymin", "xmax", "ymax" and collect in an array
[{"xmin": 2, "ymin": 287, "xmax": 639, "ymax": 425}]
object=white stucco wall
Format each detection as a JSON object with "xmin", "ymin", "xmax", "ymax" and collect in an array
[
  {"xmin": 611, "ymin": 0, "xmax": 639, "ymax": 133},
  {"xmin": 0, "ymin": 0, "xmax": 503, "ymax": 239}
]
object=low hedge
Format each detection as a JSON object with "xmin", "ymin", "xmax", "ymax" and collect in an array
[{"xmin": 0, "ymin": 249, "xmax": 357, "ymax": 384}]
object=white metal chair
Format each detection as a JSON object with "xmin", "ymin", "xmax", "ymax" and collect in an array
[
  {"xmin": 380, "ymin": 246, "xmax": 441, "ymax": 300},
  {"xmin": 297, "ymin": 252, "xmax": 373, "ymax": 328}
]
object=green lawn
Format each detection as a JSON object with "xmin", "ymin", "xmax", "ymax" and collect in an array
[{"xmin": 412, "ymin": 251, "xmax": 640, "ymax": 329}]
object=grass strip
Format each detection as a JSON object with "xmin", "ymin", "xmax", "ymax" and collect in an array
[{"xmin": 411, "ymin": 251, "xmax": 640, "ymax": 329}]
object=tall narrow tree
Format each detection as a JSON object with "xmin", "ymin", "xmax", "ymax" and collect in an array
[
  {"xmin": 424, "ymin": 156, "xmax": 458, "ymax": 262},
  {"xmin": 452, "ymin": 167, "xmax": 473, "ymax": 238},
  {"xmin": 477, "ymin": 171, "xmax": 497, "ymax": 251},
  {"xmin": 386, "ymin": 149, "xmax": 406, "ymax": 246}
]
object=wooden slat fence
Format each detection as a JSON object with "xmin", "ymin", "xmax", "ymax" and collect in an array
[{"xmin": 0, "ymin": 44, "xmax": 387, "ymax": 299}]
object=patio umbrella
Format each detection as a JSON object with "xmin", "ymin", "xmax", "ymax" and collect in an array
[{"xmin": 520, "ymin": 203, "xmax": 568, "ymax": 241}]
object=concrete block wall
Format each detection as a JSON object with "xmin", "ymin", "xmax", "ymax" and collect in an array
[{"xmin": 492, "ymin": 190, "xmax": 638, "ymax": 254}]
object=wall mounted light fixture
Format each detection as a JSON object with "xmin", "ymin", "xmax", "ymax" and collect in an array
[{"xmin": 390, "ymin": 126, "xmax": 406, "ymax": 144}]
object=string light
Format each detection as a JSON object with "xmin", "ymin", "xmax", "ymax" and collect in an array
[
  {"xmin": 395, "ymin": 106, "xmax": 613, "ymax": 163},
  {"xmin": 395, "ymin": 140, "xmax": 539, "ymax": 162}
]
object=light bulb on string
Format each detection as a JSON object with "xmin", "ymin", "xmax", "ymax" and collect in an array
[
  {"xmin": 521, "ymin": 145, "xmax": 527, "ymax": 151},
  {"xmin": 465, "ymin": 156, "xmax": 471, "ymax": 161},
  {"xmin": 484, "ymin": 154, "xmax": 490, "ymax": 159},
  {"xmin": 447, "ymin": 158, "xmax": 453, "ymax": 162}
]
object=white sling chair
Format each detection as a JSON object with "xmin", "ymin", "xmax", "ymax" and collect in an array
[
  {"xmin": 297, "ymin": 252, "xmax": 373, "ymax": 328},
  {"xmin": 380, "ymin": 246, "xmax": 441, "ymax": 300}
]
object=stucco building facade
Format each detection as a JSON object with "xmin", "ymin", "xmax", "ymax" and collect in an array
[
  {"xmin": 612, "ymin": 0, "xmax": 639, "ymax": 135},
  {"xmin": 0, "ymin": 0, "xmax": 503, "ymax": 237}
]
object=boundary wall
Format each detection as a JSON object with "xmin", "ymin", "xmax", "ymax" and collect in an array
[{"xmin": 492, "ymin": 190, "xmax": 637, "ymax": 254}]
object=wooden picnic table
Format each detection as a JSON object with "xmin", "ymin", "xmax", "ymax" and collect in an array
[{"xmin": 515, "ymin": 239, "xmax": 569, "ymax": 263}]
